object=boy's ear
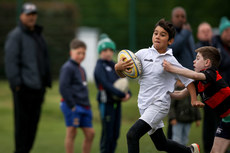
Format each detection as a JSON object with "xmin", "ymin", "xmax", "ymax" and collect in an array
[
  {"xmin": 205, "ymin": 59, "xmax": 211, "ymax": 67},
  {"xmin": 168, "ymin": 38, "xmax": 174, "ymax": 46},
  {"xmin": 69, "ymin": 50, "xmax": 72, "ymax": 56}
]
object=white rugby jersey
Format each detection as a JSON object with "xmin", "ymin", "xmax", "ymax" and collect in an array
[{"xmin": 135, "ymin": 46, "xmax": 193, "ymax": 110}]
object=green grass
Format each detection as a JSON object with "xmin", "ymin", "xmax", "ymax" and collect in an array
[{"xmin": 0, "ymin": 80, "xmax": 203, "ymax": 153}]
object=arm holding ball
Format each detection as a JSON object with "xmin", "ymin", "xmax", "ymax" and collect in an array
[{"xmin": 115, "ymin": 57, "xmax": 133, "ymax": 78}]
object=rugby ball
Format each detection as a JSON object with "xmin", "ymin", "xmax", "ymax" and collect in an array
[
  {"xmin": 117, "ymin": 50, "xmax": 142, "ymax": 79},
  {"xmin": 113, "ymin": 78, "xmax": 129, "ymax": 100},
  {"xmin": 114, "ymin": 78, "xmax": 129, "ymax": 93}
]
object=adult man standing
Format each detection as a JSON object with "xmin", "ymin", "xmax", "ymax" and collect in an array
[
  {"xmin": 195, "ymin": 22, "xmax": 220, "ymax": 153},
  {"xmin": 170, "ymin": 7, "xmax": 196, "ymax": 70},
  {"xmin": 195, "ymin": 22, "xmax": 213, "ymax": 49},
  {"xmin": 212, "ymin": 16, "xmax": 230, "ymax": 86},
  {"xmin": 167, "ymin": 7, "xmax": 196, "ymax": 140},
  {"xmin": 4, "ymin": 3, "xmax": 51, "ymax": 153}
]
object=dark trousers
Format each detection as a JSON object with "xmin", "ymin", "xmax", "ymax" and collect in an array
[
  {"xmin": 167, "ymin": 120, "xmax": 173, "ymax": 139},
  {"xmin": 127, "ymin": 119, "xmax": 192, "ymax": 153},
  {"xmin": 203, "ymin": 106, "xmax": 220, "ymax": 153},
  {"xmin": 99, "ymin": 102, "xmax": 121, "ymax": 153},
  {"xmin": 12, "ymin": 86, "xmax": 45, "ymax": 153}
]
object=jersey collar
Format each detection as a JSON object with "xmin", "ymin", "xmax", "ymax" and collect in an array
[{"xmin": 150, "ymin": 45, "xmax": 173, "ymax": 56}]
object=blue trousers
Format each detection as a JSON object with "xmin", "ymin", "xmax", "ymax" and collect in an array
[
  {"xmin": 99, "ymin": 102, "xmax": 121, "ymax": 153},
  {"xmin": 172, "ymin": 122, "xmax": 191, "ymax": 145}
]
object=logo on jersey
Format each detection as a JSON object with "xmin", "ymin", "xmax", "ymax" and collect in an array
[
  {"xmin": 144, "ymin": 59, "xmax": 153, "ymax": 62},
  {"xmin": 216, "ymin": 127, "xmax": 223, "ymax": 134}
]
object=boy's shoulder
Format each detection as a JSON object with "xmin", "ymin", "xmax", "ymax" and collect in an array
[
  {"xmin": 136, "ymin": 48, "xmax": 150, "ymax": 54},
  {"xmin": 135, "ymin": 48, "xmax": 151, "ymax": 58},
  {"xmin": 61, "ymin": 59, "xmax": 75, "ymax": 70}
]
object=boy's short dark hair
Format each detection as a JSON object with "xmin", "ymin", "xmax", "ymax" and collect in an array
[
  {"xmin": 154, "ymin": 19, "xmax": 175, "ymax": 40},
  {"xmin": 70, "ymin": 39, "xmax": 87, "ymax": 50},
  {"xmin": 195, "ymin": 46, "xmax": 221, "ymax": 68}
]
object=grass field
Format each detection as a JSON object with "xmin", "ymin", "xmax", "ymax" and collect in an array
[{"xmin": 0, "ymin": 80, "xmax": 204, "ymax": 153}]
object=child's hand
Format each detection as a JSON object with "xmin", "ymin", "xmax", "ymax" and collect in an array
[
  {"xmin": 195, "ymin": 120, "xmax": 201, "ymax": 127},
  {"xmin": 191, "ymin": 101, "xmax": 205, "ymax": 108},
  {"xmin": 122, "ymin": 93, "xmax": 131, "ymax": 102},
  {"xmin": 115, "ymin": 57, "xmax": 133, "ymax": 72},
  {"xmin": 170, "ymin": 119, "xmax": 177, "ymax": 125},
  {"xmin": 162, "ymin": 60, "xmax": 173, "ymax": 72}
]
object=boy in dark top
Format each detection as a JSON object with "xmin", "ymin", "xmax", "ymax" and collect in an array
[
  {"xmin": 94, "ymin": 34, "xmax": 131, "ymax": 153},
  {"xmin": 163, "ymin": 46, "xmax": 230, "ymax": 153},
  {"xmin": 59, "ymin": 39, "xmax": 95, "ymax": 153}
]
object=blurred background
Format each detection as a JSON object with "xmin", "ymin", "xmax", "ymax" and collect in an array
[
  {"xmin": 0, "ymin": 0, "xmax": 230, "ymax": 79},
  {"xmin": 1, "ymin": 0, "xmax": 230, "ymax": 153}
]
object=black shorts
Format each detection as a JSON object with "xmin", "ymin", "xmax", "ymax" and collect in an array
[{"xmin": 215, "ymin": 120, "xmax": 230, "ymax": 140}]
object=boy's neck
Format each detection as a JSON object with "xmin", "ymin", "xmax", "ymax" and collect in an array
[
  {"xmin": 200, "ymin": 65, "xmax": 212, "ymax": 72},
  {"xmin": 70, "ymin": 58, "xmax": 80, "ymax": 65},
  {"xmin": 157, "ymin": 49, "xmax": 167, "ymax": 54}
]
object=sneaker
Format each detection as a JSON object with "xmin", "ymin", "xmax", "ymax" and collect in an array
[{"xmin": 189, "ymin": 143, "xmax": 200, "ymax": 153}]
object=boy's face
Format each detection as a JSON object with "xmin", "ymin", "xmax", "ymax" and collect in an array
[
  {"xmin": 100, "ymin": 48, "xmax": 114, "ymax": 61},
  {"xmin": 152, "ymin": 26, "xmax": 173, "ymax": 53},
  {"xmin": 70, "ymin": 47, "xmax": 86, "ymax": 64},
  {"xmin": 193, "ymin": 52, "xmax": 209, "ymax": 72}
]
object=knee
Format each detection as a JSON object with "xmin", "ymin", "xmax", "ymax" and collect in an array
[
  {"xmin": 126, "ymin": 129, "xmax": 137, "ymax": 142},
  {"xmin": 87, "ymin": 129, "xmax": 95, "ymax": 141},
  {"xmin": 153, "ymin": 139, "xmax": 168, "ymax": 151},
  {"xmin": 155, "ymin": 143, "xmax": 166, "ymax": 151}
]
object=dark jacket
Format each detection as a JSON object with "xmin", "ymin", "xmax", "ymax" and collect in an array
[
  {"xmin": 94, "ymin": 59, "xmax": 126, "ymax": 104},
  {"xmin": 195, "ymin": 41, "xmax": 211, "ymax": 49},
  {"xmin": 170, "ymin": 28, "xmax": 196, "ymax": 70},
  {"xmin": 4, "ymin": 22, "xmax": 51, "ymax": 89},
  {"xmin": 59, "ymin": 59, "xmax": 90, "ymax": 109},
  {"xmin": 212, "ymin": 35, "xmax": 230, "ymax": 85},
  {"xmin": 168, "ymin": 96, "xmax": 201, "ymax": 123}
]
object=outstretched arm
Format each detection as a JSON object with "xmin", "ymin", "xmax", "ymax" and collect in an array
[
  {"xmin": 186, "ymin": 83, "xmax": 205, "ymax": 108},
  {"xmin": 163, "ymin": 60, "xmax": 206, "ymax": 81},
  {"xmin": 170, "ymin": 88, "xmax": 189, "ymax": 100}
]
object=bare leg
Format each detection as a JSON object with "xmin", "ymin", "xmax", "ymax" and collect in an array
[
  {"xmin": 210, "ymin": 137, "xmax": 230, "ymax": 153},
  {"xmin": 65, "ymin": 127, "xmax": 77, "ymax": 153},
  {"xmin": 81, "ymin": 127, "xmax": 95, "ymax": 153}
]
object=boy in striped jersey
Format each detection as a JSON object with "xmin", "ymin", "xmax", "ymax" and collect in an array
[{"xmin": 163, "ymin": 46, "xmax": 230, "ymax": 153}]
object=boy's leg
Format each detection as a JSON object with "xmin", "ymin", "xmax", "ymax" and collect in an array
[
  {"xmin": 82, "ymin": 127, "xmax": 95, "ymax": 153},
  {"xmin": 99, "ymin": 103, "xmax": 116, "ymax": 153},
  {"xmin": 65, "ymin": 127, "xmax": 77, "ymax": 153},
  {"xmin": 203, "ymin": 106, "xmax": 220, "ymax": 153},
  {"xmin": 172, "ymin": 122, "xmax": 184, "ymax": 144},
  {"xmin": 111, "ymin": 103, "xmax": 121, "ymax": 153},
  {"xmin": 126, "ymin": 119, "xmax": 152, "ymax": 153},
  {"xmin": 150, "ymin": 128, "xmax": 192, "ymax": 153},
  {"xmin": 182, "ymin": 123, "xmax": 191, "ymax": 145},
  {"xmin": 210, "ymin": 137, "xmax": 230, "ymax": 153},
  {"xmin": 211, "ymin": 121, "xmax": 230, "ymax": 153}
]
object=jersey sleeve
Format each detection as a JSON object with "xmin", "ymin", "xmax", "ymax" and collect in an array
[
  {"xmin": 169, "ymin": 56, "xmax": 194, "ymax": 87},
  {"xmin": 200, "ymin": 68, "xmax": 216, "ymax": 84}
]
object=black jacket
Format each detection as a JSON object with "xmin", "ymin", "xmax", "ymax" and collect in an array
[
  {"xmin": 4, "ymin": 21, "xmax": 51, "ymax": 89},
  {"xmin": 212, "ymin": 35, "xmax": 230, "ymax": 85},
  {"xmin": 168, "ymin": 96, "xmax": 201, "ymax": 123},
  {"xmin": 94, "ymin": 59, "xmax": 126, "ymax": 104}
]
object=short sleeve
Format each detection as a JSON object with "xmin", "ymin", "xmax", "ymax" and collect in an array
[
  {"xmin": 201, "ymin": 68, "xmax": 216, "ymax": 84},
  {"xmin": 168, "ymin": 56, "xmax": 194, "ymax": 87}
]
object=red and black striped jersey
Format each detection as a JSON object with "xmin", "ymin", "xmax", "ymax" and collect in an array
[{"xmin": 194, "ymin": 66, "xmax": 230, "ymax": 118}]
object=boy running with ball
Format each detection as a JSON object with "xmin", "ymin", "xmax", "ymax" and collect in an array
[{"xmin": 115, "ymin": 19, "xmax": 202, "ymax": 153}]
